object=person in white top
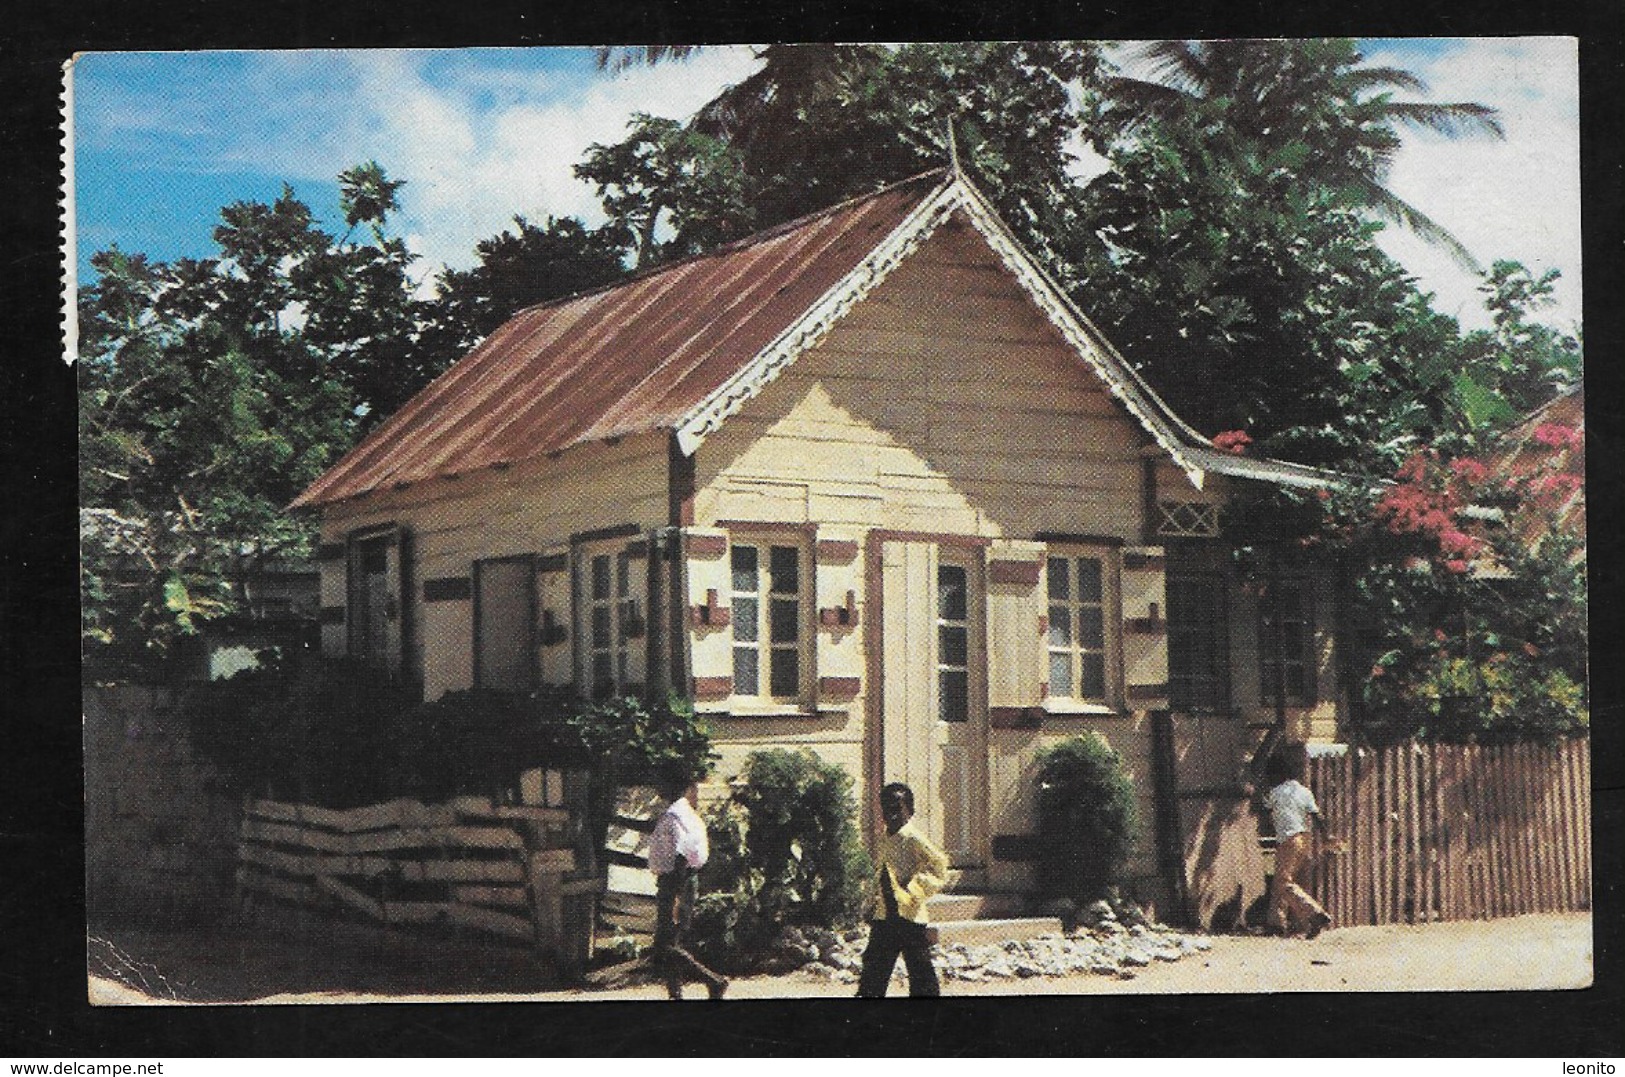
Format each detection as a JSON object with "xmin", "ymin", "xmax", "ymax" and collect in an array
[
  {"xmin": 1262, "ymin": 753, "xmax": 1333, "ymax": 938},
  {"xmin": 648, "ymin": 764, "xmax": 728, "ymax": 999}
]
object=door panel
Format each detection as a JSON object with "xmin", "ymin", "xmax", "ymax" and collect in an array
[
  {"xmin": 881, "ymin": 540, "xmax": 987, "ymax": 868},
  {"xmin": 475, "ymin": 557, "xmax": 534, "ymax": 690}
]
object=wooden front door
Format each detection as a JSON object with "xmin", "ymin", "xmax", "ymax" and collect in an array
[{"xmin": 880, "ymin": 540, "xmax": 988, "ymax": 868}]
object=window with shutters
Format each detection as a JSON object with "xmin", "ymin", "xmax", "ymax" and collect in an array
[
  {"xmin": 1046, "ymin": 549, "xmax": 1118, "ymax": 708},
  {"xmin": 578, "ymin": 544, "xmax": 639, "ymax": 699},
  {"xmin": 1167, "ymin": 570, "xmax": 1229, "ymax": 713},
  {"xmin": 729, "ymin": 540, "xmax": 808, "ymax": 702},
  {"xmin": 1258, "ymin": 579, "xmax": 1314, "ymax": 706}
]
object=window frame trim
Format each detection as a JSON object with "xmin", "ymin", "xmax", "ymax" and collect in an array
[
  {"xmin": 726, "ymin": 531, "xmax": 814, "ymax": 707},
  {"xmin": 1043, "ymin": 543, "xmax": 1124, "ymax": 709}
]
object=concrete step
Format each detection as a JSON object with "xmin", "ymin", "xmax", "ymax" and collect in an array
[
  {"xmin": 932, "ymin": 917, "xmax": 1066, "ymax": 946},
  {"xmin": 926, "ymin": 892, "xmax": 1026, "ymax": 921}
]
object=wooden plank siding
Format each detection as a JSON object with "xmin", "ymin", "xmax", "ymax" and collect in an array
[
  {"xmin": 1303, "ymin": 740, "xmax": 1590, "ymax": 928},
  {"xmin": 693, "ymin": 221, "xmax": 1173, "ymax": 893},
  {"xmin": 319, "ymin": 434, "xmax": 669, "ymax": 701}
]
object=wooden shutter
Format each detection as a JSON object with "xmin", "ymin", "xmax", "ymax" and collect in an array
[
  {"xmin": 620, "ymin": 536, "xmax": 650, "ymax": 696},
  {"xmin": 986, "ymin": 539, "xmax": 1046, "ymax": 727},
  {"xmin": 814, "ymin": 529, "xmax": 862, "ymax": 703},
  {"xmin": 1122, "ymin": 545, "xmax": 1169, "ymax": 710},
  {"xmin": 397, "ymin": 527, "xmax": 416, "ymax": 685},
  {"xmin": 681, "ymin": 527, "xmax": 733, "ymax": 702},
  {"xmin": 316, "ymin": 537, "xmax": 347, "ymax": 657},
  {"xmin": 345, "ymin": 524, "xmax": 405, "ymax": 673},
  {"xmin": 535, "ymin": 544, "xmax": 572, "ymax": 687}
]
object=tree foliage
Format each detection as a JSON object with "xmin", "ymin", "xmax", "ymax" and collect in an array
[
  {"xmin": 1330, "ymin": 427, "xmax": 1588, "ymax": 744},
  {"xmin": 79, "ymin": 165, "xmax": 420, "ymax": 679}
]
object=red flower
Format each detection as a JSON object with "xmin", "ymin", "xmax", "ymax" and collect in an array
[
  {"xmin": 1533, "ymin": 423, "xmax": 1579, "ymax": 449},
  {"xmin": 1213, "ymin": 429, "xmax": 1252, "ymax": 454},
  {"xmin": 1449, "ymin": 457, "xmax": 1490, "ymax": 486}
]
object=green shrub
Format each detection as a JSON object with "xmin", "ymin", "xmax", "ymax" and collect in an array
[
  {"xmin": 690, "ymin": 749, "xmax": 872, "ymax": 971},
  {"xmin": 1034, "ymin": 734, "xmax": 1139, "ymax": 903},
  {"xmin": 182, "ymin": 653, "xmax": 421, "ymax": 806},
  {"xmin": 180, "ymin": 655, "xmax": 714, "ymax": 812}
]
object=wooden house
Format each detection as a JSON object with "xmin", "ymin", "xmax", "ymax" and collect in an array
[{"xmin": 292, "ymin": 168, "xmax": 1350, "ymax": 916}]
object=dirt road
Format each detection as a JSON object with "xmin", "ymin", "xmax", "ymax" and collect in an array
[{"xmin": 88, "ymin": 912, "xmax": 1591, "ymax": 1005}]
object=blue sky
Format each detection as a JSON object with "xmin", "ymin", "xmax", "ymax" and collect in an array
[{"xmin": 68, "ymin": 40, "xmax": 1581, "ymax": 333}]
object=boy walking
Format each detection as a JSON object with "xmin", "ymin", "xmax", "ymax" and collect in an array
[
  {"xmin": 857, "ymin": 782, "xmax": 950, "ymax": 998},
  {"xmin": 647, "ymin": 765, "xmax": 729, "ymax": 1000},
  {"xmin": 1263, "ymin": 754, "xmax": 1334, "ymax": 939}
]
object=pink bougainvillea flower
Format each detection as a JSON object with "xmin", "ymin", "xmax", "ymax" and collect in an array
[
  {"xmin": 1532, "ymin": 423, "xmax": 1580, "ymax": 449},
  {"xmin": 1449, "ymin": 457, "xmax": 1490, "ymax": 486},
  {"xmin": 1213, "ymin": 429, "xmax": 1252, "ymax": 454}
]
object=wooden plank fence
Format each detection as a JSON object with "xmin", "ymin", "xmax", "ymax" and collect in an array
[
  {"xmin": 237, "ymin": 787, "xmax": 602, "ymax": 970},
  {"xmin": 1305, "ymin": 739, "xmax": 1590, "ymax": 927}
]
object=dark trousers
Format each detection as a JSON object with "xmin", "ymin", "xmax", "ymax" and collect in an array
[
  {"xmin": 653, "ymin": 869, "xmax": 725, "ymax": 998},
  {"xmin": 857, "ymin": 918, "xmax": 940, "ymax": 997}
]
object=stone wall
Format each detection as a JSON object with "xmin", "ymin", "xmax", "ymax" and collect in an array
[{"xmin": 84, "ymin": 685, "xmax": 241, "ymax": 926}]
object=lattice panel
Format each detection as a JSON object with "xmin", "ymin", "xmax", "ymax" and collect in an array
[{"xmin": 1157, "ymin": 500, "xmax": 1220, "ymax": 538}]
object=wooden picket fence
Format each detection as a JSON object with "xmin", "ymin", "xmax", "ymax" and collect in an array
[
  {"xmin": 237, "ymin": 787, "xmax": 601, "ymax": 969},
  {"xmin": 1304, "ymin": 739, "xmax": 1591, "ymax": 927}
]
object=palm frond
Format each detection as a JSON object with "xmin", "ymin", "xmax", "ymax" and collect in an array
[
  {"xmin": 1382, "ymin": 101, "xmax": 1505, "ymax": 140},
  {"xmin": 1354, "ymin": 177, "xmax": 1483, "ymax": 271},
  {"xmin": 1132, "ymin": 40, "xmax": 1209, "ymax": 94},
  {"xmin": 593, "ymin": 45, "xmax": 703, "ymax": 74},
  {"xmin": 1340, "ymin": 66, "xmax": 1430, "ymax": 97}
]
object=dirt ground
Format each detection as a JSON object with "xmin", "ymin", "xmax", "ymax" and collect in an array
[{"xmin": 87, "ymin": 912, "xmax": 1592, "ymax": 1005}]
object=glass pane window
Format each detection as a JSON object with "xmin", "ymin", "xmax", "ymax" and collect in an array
[
  {"xmin": 582, "ymin": 548, "xmax": 633, "ymax": 698},
  {"xmin": 1259, "ymin": 580, "xmax": 1312, "ymax": 706},
  {"xmin": 732, "ymin": 545, "xmax": 758, "ymax": 593},
  {"xmin": 731, "ymin": 540, "xmax": 805, "ymax": 701},
  {"xmin": 937, "ymin": 564, "xmax": 970, "ymax": 722},
  {"xmin": 1046, "ymin": 554, "xmax": 1111, "ymax": 706},
  {"xmin": 1168, "ymin": 572, "xmax": 1229, "ymax": 712}
]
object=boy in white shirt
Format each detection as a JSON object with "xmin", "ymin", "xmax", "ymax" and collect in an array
[
  {"xmin": 1262, "ymin": 753, "xmax": 1334, "ymax": 938},
  {"xmin": 648, "ymin": 765, "xmax": 729, "ymax": 999}
]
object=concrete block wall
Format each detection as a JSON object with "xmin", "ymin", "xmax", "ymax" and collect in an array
[{"xmin": 84, "ymin": 686, "xmax": 241, "ymax": 925}]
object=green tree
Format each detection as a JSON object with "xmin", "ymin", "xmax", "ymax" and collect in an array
[
  {"xmin": 575, "ymin": 113, "xmax": 752, "ymax": 268},
  {"xmin": 1452, "ymin": 261, "xmax": 1583, "ymax": 433},
  {"xmin": 1099, "ymin": 39, "xmax": 1503, "ymax": 268},
  {"xmin": 79, "ymin": 166, "xmax": 421, "ymax": 679}
]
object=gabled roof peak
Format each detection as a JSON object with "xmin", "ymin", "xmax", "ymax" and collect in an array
[{"xmin": 294, "ymin": 165, "xmax": 1332, "ymax": 510}]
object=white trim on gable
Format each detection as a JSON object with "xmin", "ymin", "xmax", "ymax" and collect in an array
[
  {"xmin": 674, "ymin": 180, "xmax": 964, "ymax": 455},
  {"xmin": 674, "ymin": 172, "xmax": 1342, "ymax": 495}
]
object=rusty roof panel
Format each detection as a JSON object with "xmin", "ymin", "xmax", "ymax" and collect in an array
[{"xmin": 293, "ymin": 172, "xmax": 945, "ymax": 509}]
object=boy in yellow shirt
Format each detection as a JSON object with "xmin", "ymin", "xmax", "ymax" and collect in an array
[{"xmin": 857, "ymin": 782, "xmax": 949, "ymax": 997}]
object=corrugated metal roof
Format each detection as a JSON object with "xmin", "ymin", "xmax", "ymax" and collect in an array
[{"xmin": 292, "ymin": 172, "xmax": 949, "ymax": 509}]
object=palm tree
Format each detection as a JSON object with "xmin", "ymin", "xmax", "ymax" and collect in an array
[{"xmin": 1100, "ymin": 39, "xmax": 1504, "ymax": 268}]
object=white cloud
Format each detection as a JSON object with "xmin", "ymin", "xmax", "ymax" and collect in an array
[
  {"xmin": 336, "ymin": 48, "xmax": 764, "ymax": 276},
  {"xmin": 1363, "ymin": 38, "xmax": 1582, "ymax": 331}
]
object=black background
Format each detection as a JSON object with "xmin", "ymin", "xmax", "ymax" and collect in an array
[{"xmin": 3, "ymin": 0, "xmax": 1620, "ymax": 1057}]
